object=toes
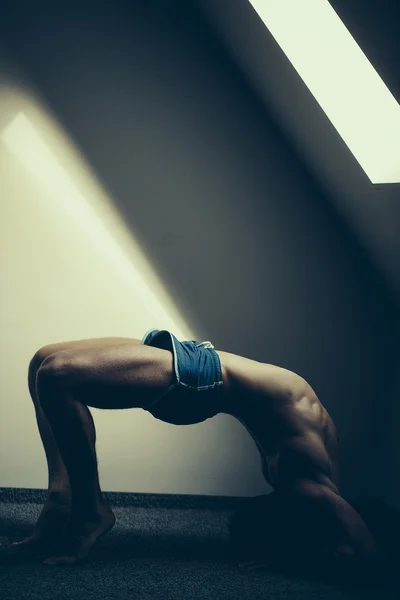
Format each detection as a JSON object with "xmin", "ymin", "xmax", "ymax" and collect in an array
[
  {"xmin": 5, "ymin": 539, "xmax": 35, "ymax": 555},
  {"xmin": 7, "ymin": 542, "xmax": 25, "ymax": 553},
  {"xmin": 10, "ymin": 536, "xmax": 35, "ymax": 548},
  {"xmin": 42, "ymin": 554, "xmax": 81, "ymax": 565},
  {"xmin": 238, "ymin": 558, "xmax": 273, "ymax": 570},
  {"xmin": 0, "ymin": 540, "xmax": 38, "ymax": 563},
  {"xmin": 42, "ymin": 548, "xmax": 89, "ymax": 565}
]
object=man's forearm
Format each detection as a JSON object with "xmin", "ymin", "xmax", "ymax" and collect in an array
[
  {"xmin": 292, "ymin": 479, "xmax": 379, "ymax": 559},
  {"xmin": 324, "ymin": 489, "xmax": 378, "ymax": 559}
]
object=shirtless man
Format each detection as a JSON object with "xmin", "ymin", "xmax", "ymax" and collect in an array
[{"xmin": 6, "ymin": 329, "xmax": 379, "ymax": 571}]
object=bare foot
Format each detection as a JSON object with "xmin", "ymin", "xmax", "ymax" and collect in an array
[
  {"xmin": 5, "ymin": 499, "xmax": 71, "ymax": 560},
  {"xmin": 42, "ymin": 504, "xmax": 116, "ymax": 565},
  {"xmin": 238, "ymin": 558, "xmax": 276, "ymax": 570},
  {"xmin": 6, "ymin": 534, "xmax": 59, "ymax": 561}
]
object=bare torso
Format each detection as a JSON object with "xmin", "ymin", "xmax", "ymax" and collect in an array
[{"xmin": 215, "ymin": 349, "xmax": 340, "ymax": 493}]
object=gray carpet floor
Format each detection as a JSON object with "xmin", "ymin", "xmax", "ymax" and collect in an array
[{"xmin": 0, "ymin": 490, "xmax": 397, "ymax": 600}]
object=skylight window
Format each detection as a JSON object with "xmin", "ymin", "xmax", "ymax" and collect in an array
[{"xmin": 248, "ymin": 0, "xmax": 400, "ymax": 184}]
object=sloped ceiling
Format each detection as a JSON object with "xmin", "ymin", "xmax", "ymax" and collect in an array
[{"xmin": 195, "ymin": 0, "xmax": 400, "ymax": 300}]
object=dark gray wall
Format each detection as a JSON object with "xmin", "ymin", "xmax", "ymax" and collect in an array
[
  {"xmin": 329, "ymin": 0, "xmax": 400, "ymax": 512},
  {"xmin": 1, "ymin": 0, "xmax": 396, "ymax": 501},
  {"xmin": 195, "ymin": 0, "xmax": 399, "ymax": 506},
  {"xmin": 195, "ymin": 0, "xmax": 400, "ymax": 297},
  {"xmin": 386, "ymin": 312, "xmax": 400, "ymax": 510}
]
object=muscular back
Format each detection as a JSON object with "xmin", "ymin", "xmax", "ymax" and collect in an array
[
  {"xmin": 215, "ymin": 349, "xmax": 339, "ymax": 492},
  {"xmin": 217, "ymin": 350, "xmax": 379, "ymax": 564}
]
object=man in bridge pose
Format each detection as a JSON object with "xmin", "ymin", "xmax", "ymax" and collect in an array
[{"xmin": 7, "ymin": 329, "xmax": 379, "ymax": 573}]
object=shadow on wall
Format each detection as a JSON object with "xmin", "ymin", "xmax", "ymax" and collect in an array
[
  {"xmin": 385, "ymin": 312, "xmax": 400, "ymax": 511},
  {"xmin": 0, "ymin": 0, "xmax": 396, "ymax": 500}
]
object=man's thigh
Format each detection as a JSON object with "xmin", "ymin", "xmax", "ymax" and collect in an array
[
  {"xmin": 37, "ymin": 341, "xmax": 175, "ymax": 411},
  {"xmin": 35, "ymin": 337, "xmax": 140, "ymax": 363}
]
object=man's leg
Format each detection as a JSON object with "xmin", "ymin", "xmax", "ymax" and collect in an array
[
  {"xmin": 38, "ymin": 382, "xmax": 115, "ymax": 565},
  {"xmin": 8, "ymin": 338, "xmax": 140, "ymax": 558},
  {"xmin": 34, "ymin": 339, "xmax": 175, "ymax": 564}
]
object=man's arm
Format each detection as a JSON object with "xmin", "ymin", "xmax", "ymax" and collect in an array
[
  {"xmin": 291, "ymin": 478, "xmax": 379, "ymax": 560},
  {"xmin": 288, "ymin": 479, "xmax": 388, "ymax": 588}
]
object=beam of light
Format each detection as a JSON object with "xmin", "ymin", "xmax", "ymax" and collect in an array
[
  {"xmin": 247, "ymin": 0, "xmax": 400, "ymax": 184},
  {"xmin": 1, "ymin": 110, "xmax": 193, "ymax": 340}
]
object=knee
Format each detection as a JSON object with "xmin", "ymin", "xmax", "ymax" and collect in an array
[
  {"xmin": 40, "ymin": 352, "xmax": 69, "ymax": 375},
  {"xmin": 29, "ymin": 345, "xmax": 59, "ymax": 379},
  {"xmin": 29, "ymin": 349, "xmax": 45, "ymax": 379},
  {"xmin": 34, "ymin": 354, "xmax": 72, "ymax": 413},
  {"xmin": 36, "ymin": 353, "xmax": 70, "ymax": 390},
  {"xmin": 28, "ymin": 347, "xmax": 56, "ymax": 398}
]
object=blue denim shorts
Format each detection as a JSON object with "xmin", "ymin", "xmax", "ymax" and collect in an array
[{"xmin": 141, "ymin": 329, "xmax": 224, "ymax": 425}]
